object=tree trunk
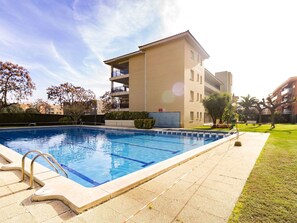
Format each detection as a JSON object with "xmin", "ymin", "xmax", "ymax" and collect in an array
[{"xmin": 270, "ymin": 110, "xmax": 275, "ymax": 129}]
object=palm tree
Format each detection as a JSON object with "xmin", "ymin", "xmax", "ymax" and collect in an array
[
  {"xmin": 238, "ymin": 94, "xmax": 257, "ymax": 122},
  {"xmin": 203, "ymin": 92, "xmax": 230, "ymax": 126}
]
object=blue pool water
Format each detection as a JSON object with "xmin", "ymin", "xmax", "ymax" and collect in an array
[{"xmin": 0, "ymin": 126, "xmax": 223, "ymax": 187}]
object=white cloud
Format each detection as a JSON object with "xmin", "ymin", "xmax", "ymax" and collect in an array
[{"xmin": 72, "ymin": 0, "xmax": 162, "ymax": 59}]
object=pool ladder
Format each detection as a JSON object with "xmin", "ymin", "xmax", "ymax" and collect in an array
[{"xmin": 21, "ymin": 150, "xmax": 68, "ymax": 188}]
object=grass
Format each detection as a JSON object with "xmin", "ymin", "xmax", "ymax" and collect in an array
[
  {"xmin": 227, "ymin": 124, "xmax": 297, "ymax": 222},
  {"xmin": 194, "ymin": 123, "xmax": 297, "ymax": 222}
]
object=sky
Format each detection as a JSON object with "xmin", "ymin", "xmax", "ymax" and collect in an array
[{"xmin": 1, "ymin": 0, "xmax": 297, "ymax": 102}]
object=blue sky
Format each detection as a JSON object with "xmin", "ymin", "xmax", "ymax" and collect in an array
[{"xmin": 1, "ymin": 0, "xmax": 297, "ymax": 102}]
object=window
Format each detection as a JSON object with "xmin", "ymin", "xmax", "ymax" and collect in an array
[
  {"xmin": 200, "ymin": 112, "xmax": 202, "ymax": 120},
  {"xmin": 200, "ymin": 94, "xmax": 203, "ymax": 102},
  {"xmin": 190, "ymin": 91, "xmax": 194, "ymax": 102},
  {"xmin": 197, "ymin": 73, "xmax": 199, "ymax": 82},
  {"xmin": 200, "ymin": 75, "xmax": 203, "ymax": 84},
  {"xmin": 197, "ymin": 112, "xmax": 199, "ymax": 120},
  {"xmin": 197, "ymin": 93, "xmax": 199, "ymax": 101},
  {"xmin": 190, "ymin": 112, "xmax": 194, "ymax": 121},
  {"xmin": 191, "ymin": 50, "xmax": 194, "ymax": 59},
  {"xmin": 190, "ymin": 70, "xmax": 194, "ymax": 81}
]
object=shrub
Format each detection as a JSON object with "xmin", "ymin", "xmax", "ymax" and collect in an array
[
  {"xmin": 59, "ymin": 117, "xmax": 73, "ymax": 125},
  {"xmin": 134, "ymin": 119, "xmax": 155, "ymax": 129},
  {"xmin": 134, "ymin": 119, "xmax": 143, "ymax": 128},
  {"xmin": 143, "ymin": 119, "xmax": 155, "ymax": 129}
]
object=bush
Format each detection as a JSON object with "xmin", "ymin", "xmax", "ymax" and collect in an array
[
  {"xmin": 134, "ymin": 119, "xmax": 155, "ymax": 129},
  {"xmin": 143, "ymin": 119, "xmax": 155, "ymax": 129},
  {"xmin": 58, "ymin": 117, "xmax": 73, "ymax": 125},
  {"xmin": 105, "ymin": 111, "xmax": 149, "ymax": 120},
  {"xmin": 134, "ymin": 119, "xmax": 143, "ymax": 128}
]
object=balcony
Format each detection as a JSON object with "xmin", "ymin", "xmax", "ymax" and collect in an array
[
  {"xmin": 283, "ymin": 108, "xmax": 292, "ymax": 114},
  {"xmin": 110, "ymin": 69, "xmax": 129, "ymax": 85},
  {"xmin": 281, "ymin": 88, "xmax": 292, "ymax": 96},
  {"xmin": 110, "ymin": 103, "xmax": 129, "ymax": 111},
  {"xmin": 112, "ymin": 69, "xmax": 129, "ymax": 77},
  {"xmin": 111, "ymin": 86, "xmax": 129, "ymax": 97}
]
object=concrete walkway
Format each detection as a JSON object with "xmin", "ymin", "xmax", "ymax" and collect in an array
[{"xmin": 0, "ymin": 132, "xmax": 269, "ymax": 223}]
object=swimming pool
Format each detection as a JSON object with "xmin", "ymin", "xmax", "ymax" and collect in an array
[{"xmin": 0, "ymin": 126, "xmax": 223, "ymax": 187}]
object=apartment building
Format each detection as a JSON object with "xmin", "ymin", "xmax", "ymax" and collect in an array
[
  {"xmin": 204, "ymin": 69, "xmax": 233, "ymax": 123},
  {"xmin": 104, "ymin": 31, "xmax": 231, "ymax": 127},
  {"xmin": 270, "ymin": 76, "xmax": 297, "ymax": 121}
]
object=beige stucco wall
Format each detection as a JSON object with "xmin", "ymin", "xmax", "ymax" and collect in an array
[
  {"xmin": 108, "ymin": 34, "xmax": 211, "ymax": 128},
  {"xmin": 129, "ymin": 54, "xmax": 145, "ymax": 111},
  {"xmin": 144, "ymin": 39, "xmax": 185, "ymax": 127},
  {"xmin": 183, "ymin": 40, "xmax": 205, "ymax": 128}
]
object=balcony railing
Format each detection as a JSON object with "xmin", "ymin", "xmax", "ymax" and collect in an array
[
  {"xmin": 111, "ymin": 86, "xmax": 129, "ymax": 93},
  {"xmin": 112, "ymin": 103, "xmax": 129, "ymax": 109},
  {"xmin": 112, "ymin": 69, "xmax": 129, "ymax": 77}
]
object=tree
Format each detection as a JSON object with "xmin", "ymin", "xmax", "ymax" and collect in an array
[
  {"xmin": 238, "ymin": 94, "xmax": 257, "ymax": 122},
  {"xmin": 25, "ymin": 107, "xmax": 40, "ymax": 114},
  {"xmin": 47, "ymin": 83, "xmax": 95, "ymax": 123},
  {"xmin": 203, "ymin": 92, "xmax": 230, "ymax": 126},
  {"xmin": 222, "ymin": 101, "xmax": 235, "ymax": 124},
  {"xmin": 100, "ymin": 91, "xmax": 112, "ymax": 113},
  {"xmin": 0, "ymin": 104, "xmax": 24, "ymax": 113},
  {"xmin": 100, "ymin": 91, "xmax": 113, "ymax": 113},
  {"xmin": 0, "ymin": 61, "xmax": 35, "ymax": 108},
  {"xmin": 31, "ymin": 99, "xmax": 51, "ymax": 114},
  {"xmin": 261, "ymin": 94, "xmax": 295, "ymax": 129},
  {"xmin": 252, "ymin": 100, "xmax": 266, "ymax": 124}
]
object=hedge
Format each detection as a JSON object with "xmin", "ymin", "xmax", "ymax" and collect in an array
[
  {"xmin": 0, "ymin": 113, "xmax": 64, "ymax": 126},
  {"xmin": 0, "ymin": 113, "xmax": 105, "ymax": 126},
  {"xmin": 134, "ymin": 119, "xmax": 155, "ymax": 129}
]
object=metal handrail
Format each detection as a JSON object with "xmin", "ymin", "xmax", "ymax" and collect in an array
[
  {"xmin": 30, "ymin": 153, "xmax": 68, "ymax": 188},
  {"xmin": 21, "ymin": 150, "xmax": 58, "ymax": 181},
  {"xmin": 21, "ymin": 149, "xmax": 68, "ymax": 188}
]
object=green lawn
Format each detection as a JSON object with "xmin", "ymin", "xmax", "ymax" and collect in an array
[{"xmin": 227, "ymin": 124, "xmax": 297, "ymax": 222}]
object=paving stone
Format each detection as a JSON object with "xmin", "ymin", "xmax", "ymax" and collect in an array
[
  {"xmin": 77, "ymin": 204, "xmax": 126, "ymax": 223},
  {"xmin": 0, "ymin": 189, "xmax": 35, "ymax": 208},
  {"xmin": 140, "ymin": 178, "xmax": 174, "ymax": 194},
  {"xmin": 129, "ymin": 206, "xmax": 174, "ymax": 223},
  {"xmin": 28, "ymin": 200, "xmax": 71, "ymax": 222},
  {"xmin": 1, "ymin": 212, "xmax": 37, "ymax": 223},
  {"xmin": 187, "ymin": 195, "xmax": 233, "ymax": 219},
  {"xmin": 201, "ymin": 179, "xmax": 244, "ymax": 196},
  {"xmin": 195, "ymin": 185, "xmax": 239, "ymax": 206},
  {"xmin": 42, "ymin": 210, "xmax": 77, "ymax": 223},
  {"xmin": 124, "ymin": 187, "xmax": 158, "ymax": 204},
  {"xmin": 177, "ymin": 205, "xmax": 226, "ymax": 223},
  {"xmin": 0, "ymin": 202, "xmax": 27, "ymax": 222},
  {"xmin": 104, "ymin": 194, "xmax": 144, "ymax": 218},
  {"xmin": 148, "ymin": 195, "xmax": 188, "ymax": 218},
  {"xmin": 0, "ymin": 185, "xmax": 12, "ymax": 197}
]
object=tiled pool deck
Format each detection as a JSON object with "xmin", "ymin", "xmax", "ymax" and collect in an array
[{"xmin": 0, "ymin": 132, "xmax": 269, "ymax": 223}]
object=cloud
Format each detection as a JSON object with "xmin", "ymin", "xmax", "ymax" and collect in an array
[{"xmin": 72, "ymin": 0, "xmax": 164, "ymax": 58}]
